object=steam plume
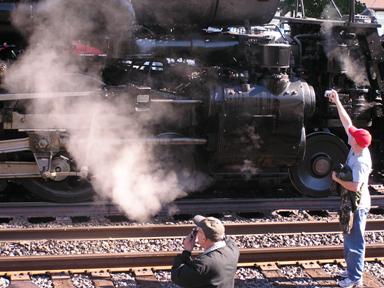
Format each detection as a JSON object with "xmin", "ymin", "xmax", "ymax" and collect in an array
[
  {"xmin": 4, "ymin": 0, "xmax": 208, "ymax": 221},
  {"xmin": 320, "ymin": 5, "xmax": 368, "ymax": 86}
]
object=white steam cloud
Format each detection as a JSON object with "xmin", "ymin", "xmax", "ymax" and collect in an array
[
  {"xmin": 4, "ymin": 0, "xmax": 209, "ymax": 221},
  {"xmin": 320, "ymin": 5, "xmax": 369, "ymax": 87}
]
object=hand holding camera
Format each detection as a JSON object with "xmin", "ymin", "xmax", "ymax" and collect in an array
[
  {"xmin": 324, "ymin": 89, "xmax": 338, "ymax": 104},
  {"xmin": 190, "ymin": 227, "xmax": 198, "ymax": 239},
  {"xmin": 183, "ymin": 227, "xmax": 197, "ymax": 251}
]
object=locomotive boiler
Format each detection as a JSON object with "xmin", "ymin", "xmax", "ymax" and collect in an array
[{"xmin": 0, "ymin": 0, "xmax": 382, "ymax": 203}]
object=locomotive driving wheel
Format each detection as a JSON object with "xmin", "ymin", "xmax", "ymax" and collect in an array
[
  {"xmin": 22, "ymin": 156, "xmax": 94, "ymax": 203},
  {"xmin": 24, "ymin": 178, "xmax": 94, "ymax": 202},
  {"xmin": 289, "ymin": 132, "xmax": 348, "ymax": 197}
]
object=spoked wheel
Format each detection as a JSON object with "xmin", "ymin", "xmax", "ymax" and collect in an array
[
  {"xmin": 11, "ymin": 74, "xmax": 103, "ymax": 203},
  {"xmin": 289, "ymin": 132, "xmax": 348, "ymax": 197},
  {"xmin": 21, "ymin": 156, "xmax": 94, "ymax": 202},
  {"xmin": 22, "ymin": 178, "xmax": 94, "ymax": 202}
]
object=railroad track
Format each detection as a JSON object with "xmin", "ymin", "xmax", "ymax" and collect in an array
[
  {"xmin": 1, "ymin": 219, "xmax": 383, "ymax": 287},
  {"xmin": 1, "ymin": 245, "xmax": 383, "ymax": 272},
  {"xmin": 0, "ymin": 195, "xmax": 383, "ymax": 217},
  {"xmin": 1, "ymin": 246, "xmax": 383, "ymax": 287},
  {"xmin": 0, "ymin": 219, "xmax": 383, "ymax": 241}
]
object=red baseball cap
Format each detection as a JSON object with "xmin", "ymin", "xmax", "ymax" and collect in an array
[{"xmin": 348, "ymin": 126, "xmax": 372, "ymax": 148}]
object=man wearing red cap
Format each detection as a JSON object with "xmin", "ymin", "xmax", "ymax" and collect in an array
[
  {"xmin": 171, "ymin": 215, "xmax": 239, "ymax": 288},
  {"xmin": 327, "ymin": 90, "xmax": 372, "ymax": 288}
]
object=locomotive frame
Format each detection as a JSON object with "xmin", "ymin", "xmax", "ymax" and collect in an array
[{"xmin": 0, "ymin": 0, "xmax": 381, "ymax": 202}]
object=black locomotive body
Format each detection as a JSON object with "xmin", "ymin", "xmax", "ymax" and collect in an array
[{"xmin": 0, "ymin": 0, "xmax": 382, "ymax": 203}]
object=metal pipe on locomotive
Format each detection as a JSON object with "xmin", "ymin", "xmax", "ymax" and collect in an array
[{"xmin": 0, "ymin": 0, "xmax": 382, "ymax": 202}]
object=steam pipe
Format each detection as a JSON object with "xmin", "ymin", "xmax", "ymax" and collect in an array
[
  {"xmin": 349, "ymin": 0, "xmax": 355, "ymax": 23},
  {"xmin": 329, "ymin": 0, "xmax": 342, "ymax": 18},
  {"xmin": 136, "ymin": 39, "xmax": 239, "ymax": 54},
  {"xmin": 141, "ymin": 138, "xmax": 207, "ymax": 145},
  {"xmin": 0, "ymin": 91, "xmax": 102, "ymax": 101},
  {"xmin": 151, "ymin": 99, "xmax": 203, "ymax": 104},
  {"xmin": 300, "ymin": 0, "xmax": 305, "ymax": 18},
  {"xmin": 295, "ymin": 0, "xmax": 305, "ymax": 18}
]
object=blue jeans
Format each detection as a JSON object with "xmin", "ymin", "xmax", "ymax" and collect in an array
[{"xmin": 343, "ymin": 208, "xmax": 369, "ymax": 281}]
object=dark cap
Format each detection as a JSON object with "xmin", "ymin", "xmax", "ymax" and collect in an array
[{"xmin": 193, "ymin": 215, "xmax": 225, "ymax": 241}]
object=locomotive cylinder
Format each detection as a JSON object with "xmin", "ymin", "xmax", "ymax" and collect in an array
[{"xmin": 209, "ymin": 80, "xmax": 316, "ymax": 170}]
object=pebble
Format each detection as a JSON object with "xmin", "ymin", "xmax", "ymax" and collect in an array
[{"xmin": 0, "ymin": 211, "xmax": 382, "ymax": 287}]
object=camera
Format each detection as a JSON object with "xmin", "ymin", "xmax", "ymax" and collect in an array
[
  {"xmin": 190, "ymin": 227, "xmax": 198, "ymax": 238},
  {"xmin": 333, "ymin": 163, "xmax": 352, "ymax": 181},
  {"xmin": 324, "ymin": 90, "xmax": 333, "ymax": 98}
]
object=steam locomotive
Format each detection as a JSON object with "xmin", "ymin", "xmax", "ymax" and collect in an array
[{"xmin": 0, "ymin": 0, "xmax": 382, "ymax": 202}]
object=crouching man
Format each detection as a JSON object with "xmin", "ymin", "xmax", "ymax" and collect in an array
[{"xmin": 171, "ymin": 215, "xmax": 239, "ymax": 288}]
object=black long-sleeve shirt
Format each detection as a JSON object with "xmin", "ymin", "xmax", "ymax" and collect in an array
[{"xmin": 171, "ymin": 237, "xmax": 239, "ymax": 288}]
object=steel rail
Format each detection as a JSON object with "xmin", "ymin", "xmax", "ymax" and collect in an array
[
  {"xmin": 0, "ymin": 245, "xmax": 383, "ymax": 272},
  {"xmin": 0, "ymin": 196, "xmax": 383, "ymax": 217},
  {"xmin": 0, "ymin": 220, "xmax": 383, "ymax": 241}
]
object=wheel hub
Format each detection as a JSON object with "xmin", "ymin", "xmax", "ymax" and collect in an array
[
  {"xmin": 311, "ymin": 154, "xmax": 331, "ymax": 177},
  {"xmin": 50, "ymin": 157, "xmax": 71, "ymax": 181}
]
